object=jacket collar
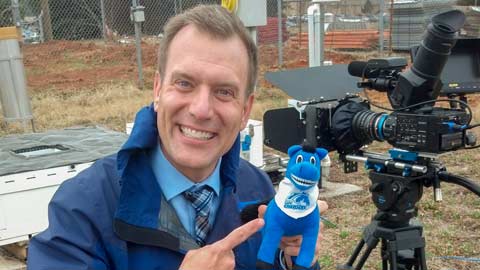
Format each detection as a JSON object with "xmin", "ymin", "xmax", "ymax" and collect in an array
[{"xmin": 115, "ymin": 104, "xmax": 240, "ymax": 229}]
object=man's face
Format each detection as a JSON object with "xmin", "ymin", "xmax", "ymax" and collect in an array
[{"xmin": 153, "ymin": 25, "xmax": 253, "ymax": 182}]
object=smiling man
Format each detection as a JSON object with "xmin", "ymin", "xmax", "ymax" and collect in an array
[{"xmin": 27, "ymin": 5, "xmax": 324, "ymax": 270}]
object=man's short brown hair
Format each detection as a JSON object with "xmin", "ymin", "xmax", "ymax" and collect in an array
[{"xmin": 157, "ymin": 4, "xmax": 258, "ymax": 97}]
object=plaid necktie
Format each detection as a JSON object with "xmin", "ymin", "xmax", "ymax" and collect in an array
[{"xmin": 183, "ymin": 186, "xmax": 214, "ymax": 246}]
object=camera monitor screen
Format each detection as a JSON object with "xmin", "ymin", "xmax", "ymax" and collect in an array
[{"xmin": 411, "ymin": 38, "xmax": 480, "ymax": 95}]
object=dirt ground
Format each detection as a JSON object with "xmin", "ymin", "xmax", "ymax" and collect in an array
[
  {"xmin": 5, "ymin": 40, "xmax": 479, "ymax": 270},
  {"xmin": 21, "ymin": 39, "xmax": 455, "ymax": 108},
  {"xmin": 22, "ymin": 40, "xmax": 366, "ymax": 91},
  {"xmin": 23, "ymin": 41, "xmax": 158, "ymax": 91}
]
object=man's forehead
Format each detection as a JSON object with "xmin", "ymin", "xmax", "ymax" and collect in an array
[
  {"xmin": 167, "ymin": 26, "xmax": 248, "ymax": 71},
  {"xmin": 172, "ymin": 24, "xmax": 240, "ymax": 47}
]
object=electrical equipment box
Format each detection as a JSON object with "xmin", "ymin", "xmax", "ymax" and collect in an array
[
  {"xmin": 236, "ymin": 0, "xmax": 267, "ymax": 27},
  {"xmin": 130, "ymin": 6, "xmax": 145, "ymax": 23},
  {"xmin": 0, "ymin": 127, "xmax": 127, "ymax": 245}
]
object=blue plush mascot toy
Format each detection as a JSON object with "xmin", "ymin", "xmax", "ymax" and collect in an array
[{"xmin": 256, "ymin": 144, "xmax": 328, "ymax": 270}]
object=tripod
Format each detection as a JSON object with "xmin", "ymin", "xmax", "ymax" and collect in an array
[
  {"xmin": 338, "ymin": 168, "xmax": 429, "ymax": 270},
  {"xmin": 338, "ymin": 151, "xmax": 480, "ymax": 270}
]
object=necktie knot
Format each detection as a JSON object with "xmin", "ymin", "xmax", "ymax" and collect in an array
[{"xmin": 184, "ymin": 186, "xmax": 214, "ymax": 212}]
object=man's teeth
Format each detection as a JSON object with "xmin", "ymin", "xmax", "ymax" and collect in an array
[{"xmin": 180, "ymin": 126, "xmax": 214, "ymax": 140}]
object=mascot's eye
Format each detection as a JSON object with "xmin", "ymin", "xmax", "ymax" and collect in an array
[
  {"xmin": 309, "ymin": 156, "xmax": 316, "ymax": 165},
  {"xmin": 296, "ymin": 155, "xmax": 303, "ymax": 163}
]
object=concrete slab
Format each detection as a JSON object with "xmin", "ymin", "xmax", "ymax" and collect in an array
[{"xmin": 319, "ymin": 181, "xmax": 363, "ymax": 199}]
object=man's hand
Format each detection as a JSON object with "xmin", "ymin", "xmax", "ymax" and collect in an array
[
  {"xmin": 258, "ymin": 200, "xmax": 328, "ymax": 269},
  {"xmin": 179, "ymin": 218, "xmax": 264, "ymax": 270}
]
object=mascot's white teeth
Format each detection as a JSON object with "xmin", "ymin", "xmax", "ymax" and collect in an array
[
  {"xmin": 180, "ymin": 126, "xmax": 214, "ymax": 140},
  {"xmin": 291, "ymin": 174, "xmax": 316, "ymax": 186}
]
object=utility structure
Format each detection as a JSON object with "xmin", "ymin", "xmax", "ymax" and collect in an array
[
  {"xmin": 222, "ymin": 0, "xmax": 267, "ymax": 45},
  {"xmin": 131, "ymin": 0, "xmax": 145, "ymax": 90},
  {"xmin": 308, "ymin": 0, "xmax": 339, "ymax": 67},
  {"xmin": 0, "ymin": 26, "xmax": 34, "ymax": 131}
]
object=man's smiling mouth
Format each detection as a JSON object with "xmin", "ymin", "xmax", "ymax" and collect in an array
[{"xmin": 180, "ymin": 125, "xmax": 215, "ymax": 140}]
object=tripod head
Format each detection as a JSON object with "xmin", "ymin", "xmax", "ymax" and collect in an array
[
  {"xmin": 346, "ymin": 149, "xmax": 480, "ymax": 229},
  {"xmin": 340, "ymin": 150, "xmax": 480, "ymax": 270},
  {"xmin": 347, "ymin": 150, "xmax": 432, "ymax": 228}
]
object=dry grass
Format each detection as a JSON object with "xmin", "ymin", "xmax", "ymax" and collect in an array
[{"xmin": 0, "ymin": 81, "xmax": 152, "ymax": 136}]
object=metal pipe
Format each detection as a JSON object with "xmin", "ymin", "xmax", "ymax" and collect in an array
[
  {"xmin": 277, "ymin": 0, "xmax": 283, "ymax": 67},
  {"xmin": 10, "ymin": 0, "xmax": 21, "ymax": 27},
  {"xmin": 100, "ymin": 0, "xmax": 106, "ymax": 40},
  {"xmin": 319, "ymin": 4, "xmax": 324, "ymax": 66},
  {"xmin": 378, "ymin": 0, "xmax": 384, "ymax": 54},
  {"xmin": 345, "ymin": 155, "xmax": 428, "ymax": 173},
  {"xmin": 389, "ymin": 0, "xmax": 393, "ymax": 54},
  {"xmin": 132, "ymin": 0, "xmax": 144, "ymax": 90}
]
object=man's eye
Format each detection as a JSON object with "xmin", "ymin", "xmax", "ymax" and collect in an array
[
  {"xmin": 175, "ymin": 80, "xmax": 192, "ymax": 89},
  {"xmin": 215, "ymin": 88, "xmax": 234, "ymax": 99}
]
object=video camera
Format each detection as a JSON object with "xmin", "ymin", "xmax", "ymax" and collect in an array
[{"xmin": 263, "ymin": 10, "xmax": 479, "ymax": 158}]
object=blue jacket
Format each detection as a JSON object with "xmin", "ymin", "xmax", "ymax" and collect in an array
[{"xmin": 27, "ymin": 105, "xmax": 278, "ymax": 270}]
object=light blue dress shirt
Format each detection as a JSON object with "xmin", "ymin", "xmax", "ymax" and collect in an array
[{"xmin": 148, "ymin": 142, "xmax": 221, "ymax": 238}]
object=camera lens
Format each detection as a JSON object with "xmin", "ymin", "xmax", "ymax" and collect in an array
[{"xmin": 352, "ymin": 111, "xmax": 389, "ymax": 144}]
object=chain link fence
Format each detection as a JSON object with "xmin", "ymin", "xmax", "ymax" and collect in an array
[
  {"xmin": 278, "ymin": 0, "xmax": 479, "ymax": 52},
  {"xmin": 0, "ymin": 0, "xmax": 221, "ymax": 42},
  {"xmin": 0, "ymin": 0, "xmax": 479, "ymax": 84},
  {"xmin": 1, "ymin": 0, "xmax": 479, "ymax": 50}
]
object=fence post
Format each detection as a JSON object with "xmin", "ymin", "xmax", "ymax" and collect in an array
[
  {"xmin": 100, "ymin": 0, "xmax": 106, "ymax": 40},
  {"xmin": 40, "ymin": 0, "xmax": 53, "ymax": 41},
  {"xmin": 389, "ymin": 0, "xmax": 393, "ymax": 53},
  {"xmin": 277, "ymin": 0, "xmax": 283, "ymax": 67},
  {"xmin": 378, "ymin": 0, "xmax": 384, "ymax": 54},
  {"xmin": 131, "ymin": 0, "xmax": 144, "ymax": 90},
  {"xmin": 10, "ymin": 0, "xmax": 21, "ymax": 27},
  {"xmin": 174, "ymin": 0, "xmax": 182, "ymax": 15}
]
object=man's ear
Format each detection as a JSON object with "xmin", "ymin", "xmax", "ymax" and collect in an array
[
  {"xmin": 153, "ymin": 71, "xmax": 162, "ymax": 111},
  {"xmin": 240, "ymin": 93, "xmax": 254, "ymax": 130}
]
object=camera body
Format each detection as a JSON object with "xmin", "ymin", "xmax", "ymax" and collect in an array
[
  {"xmin": 379, "ymin": 109, "xmax": 468, "ymax": 153},
  {"xmin": 263, "ymin": 100, "xmax": 469, "ymax": 156}
]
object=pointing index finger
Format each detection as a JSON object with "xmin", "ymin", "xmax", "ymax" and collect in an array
[{"xmin": 216, "ymin": 218, "xmax": 264, "ymax": 250}]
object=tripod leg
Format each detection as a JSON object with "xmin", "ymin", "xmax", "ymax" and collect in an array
[
  {"xmin": 380, "ymin": 239, "xmax": 388, "ymax": 270},
  {"xmin": 338, "ymin": 238, "xmax": 369, "ymax": 270},
  {"xmin": 347, "ymin": 239, "xmax": 365, "ymax": 266},
  {"xmin": 416, "ymin": 246, "xmax": 427, "ymax": 270},
  {"xmin": 389, "ymin": 248, "xmax": 398, "ymax": 270},
  {"xmin": 354, "ymin": 237, "xmax": 379, "ymax": 270}
]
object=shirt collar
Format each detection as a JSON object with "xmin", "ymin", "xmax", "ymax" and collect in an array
[{"xmin": 149, "ymin": 141, "xmax": 221, "ymax": 201}]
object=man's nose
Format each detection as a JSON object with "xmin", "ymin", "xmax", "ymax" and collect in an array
[{"xmin": 189, "ymin": 87, "xmax": 213, "ymax": 120}]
